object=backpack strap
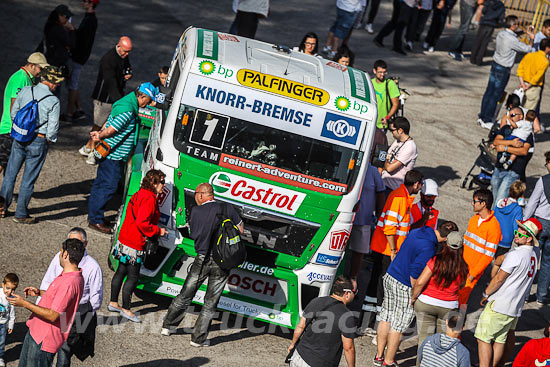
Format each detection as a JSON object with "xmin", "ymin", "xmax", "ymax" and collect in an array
[
  {"xmin": 31, "ymin": 86, "xmax": 56, "ymax": 131},
  {"xmin": 542, "ymin": 175, "xmax": 550, "ymax": 203}
]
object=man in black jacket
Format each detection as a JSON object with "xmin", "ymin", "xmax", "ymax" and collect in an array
[
  {"xmin": 66, "ymin": 0, "xmax": 99, "ymax": 122},
  {"xmin": 79, "ymin": 36, "xmax": 132, "ymax": 164}
]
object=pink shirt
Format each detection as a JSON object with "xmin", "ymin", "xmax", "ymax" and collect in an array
[
  {"xmin": 381, "ymin": 138, "xmax": 418, "ymax": 190},
  {"xmin": 27, "ymin": 270, "xmax": 84, "ymax": 353}
]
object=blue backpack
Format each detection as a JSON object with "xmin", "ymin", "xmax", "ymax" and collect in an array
[{"xmin": 11, "ymin": 87, "xmax": 52, "ymax": 143}]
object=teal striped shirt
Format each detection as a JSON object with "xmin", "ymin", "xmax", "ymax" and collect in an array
[{"xmin": 104, "ymin": 110, "xmax": 136, "ymax": 161}]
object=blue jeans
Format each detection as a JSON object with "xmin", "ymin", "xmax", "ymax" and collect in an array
[
  {"xmin": 55, "ymin": 342, "xmax": 71, "ymax": 367},
  {"xmin": 0, "ymin": 137, "xmax": 49, "ymax": 218},
  {"xmin": 0, "ymin": 323, "xmax": 6, "ymax": 358},
  {"xmin": 87, "ymin": 158, "xmax": 123, "ymax": 225},
  {"xmin": 162, "ymin": 255, "xmax": 229, "ymax": 344},
  {"xmin": 18, "ymin": 330, "xmax": 54, "ymax": 367},
  {"xmin": 491, "ymin": 167, "xmax": 520, "ymax": 207},
  {"xmin": 479, "ymin": 62, "xmax": 511, "ymax": 123},
  {"xmin": 450, "ymin": 0, "xmax": 476, "ymax": 53},
  {"xmin": 536, "ymin": 217, "xmax": 550, "ymax": 303},
  {"xmin": 330, "ymin": 7, "xmax": 358, "ymax": 39}
]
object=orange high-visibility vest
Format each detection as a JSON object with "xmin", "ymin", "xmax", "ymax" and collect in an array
[
  {"xmin": 410, "ymin": 202, "xmax": 439, "ymax": 229},
  {"xmin": 458, "ymin": 211, "xmax": 502, "ymax": 305},
  {"xmin": 371, "ymin": 184, "xmax": 415, "ymax": 256}
]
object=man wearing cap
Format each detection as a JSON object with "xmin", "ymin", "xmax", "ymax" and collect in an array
[
  {"xmin": 80, "ymin": 36, "xmax": 133, "ymax": 165},
  {"xmin": 373, "ymin": 221, "xmax": 459, "ymax": 367},
  {"xmin": 0, "ymin": 66, "xmax": 64, "ymax": 223},
  {"xmin": 0, "ymin": 52, "xmax": 48, "ymax": 177},
  {"xmin": 411, "ymin": 178, "xmax": 439, "ymax": 229},
  {"xmin": 87, "ymin": 83, "xmax": 156, "ymax": 234},
  {"xmin": 475, "ymin": 218, "xmax": 541, "ymax": 367}
]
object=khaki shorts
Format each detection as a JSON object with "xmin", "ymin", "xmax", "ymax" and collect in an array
[
  {"xmin": 474, "ymin": 301, "xmax": 518, "ymax": 344},
  {"xmin": 93, "ymin": 100, "xmax": 112, "ymax": 128}
]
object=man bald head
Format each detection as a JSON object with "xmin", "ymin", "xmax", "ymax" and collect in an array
[
  {"xmin": 194, "ymin": 183, "xmax": 214, "ymax": 205},
  {"xmin": 116, "ymin": 36, "xmax": 132, "ymax": 58}
]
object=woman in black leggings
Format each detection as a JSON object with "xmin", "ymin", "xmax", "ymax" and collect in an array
[{"xmin": 109, "ymin": 169, "xmax": 168, "ymax": 322}]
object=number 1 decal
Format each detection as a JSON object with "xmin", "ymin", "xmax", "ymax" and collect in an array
[{"xmin": 202, "ymin": 118, "xmax": 219, "ymax": 142}]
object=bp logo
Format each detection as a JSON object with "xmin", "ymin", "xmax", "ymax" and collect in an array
[
  {"xmin": 334, "ymin": 96, "xmax": 350, "ymax": 111},
  {"xmin": 210, "ymin": 173, "xmax": 232, "ymax": 193},
  {"xmin": 199, "ymin": 60, "xmax": 216, "ymax": 75}
]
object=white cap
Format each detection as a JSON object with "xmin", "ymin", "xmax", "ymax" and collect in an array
[{"xmin": 421, "ymin": 179, "xmax": 438, "ymax": 196}]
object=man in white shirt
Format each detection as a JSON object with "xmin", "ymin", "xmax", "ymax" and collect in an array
[
  {"xmin": 381, "ymin": 117, "xmax": 418, "ymax": 194},
  {"xmin": 475, "ymin": 218, "xmax": 542, "ymax": 367}
]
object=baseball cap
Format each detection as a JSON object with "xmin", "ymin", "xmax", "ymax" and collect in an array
[
  {"xmin": 516, "ymin": 218, "xmax": 542, "ymax": 247},
  {"xmin": 446, "ymin": 231, "xmax": 463, "ymax": 250},
  {"xmin": 27, "ymin": 52, "xmax": 49, "ymax": 68},
  {"xmin": 55, "ymin": 4, "xmax": 73, "ymax": 17},
  {"xmin": 137, "ymin": 82, "xmax": 158, "ymax": 100},
  {"xmin": 39, "ymin": 66, "xmax": 65, "ymax": 84},
  {"xmin": 421, "ymin": 178, "xmax": 438, "ymax": 196}
]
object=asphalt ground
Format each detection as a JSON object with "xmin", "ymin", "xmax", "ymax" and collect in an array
[{"xmin": 1, "ymin": 0, "xmax": 550, "ymax": 366}]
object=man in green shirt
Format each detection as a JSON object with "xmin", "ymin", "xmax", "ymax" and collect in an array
[
  {"xmin": 371, "ymin": 59, "xmax": 400, "ymax": 130},
  {"xmin": 0, "ymin": 52, "xmax": 49, "ymax": 175}
]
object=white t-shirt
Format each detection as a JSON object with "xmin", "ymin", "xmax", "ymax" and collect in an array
[
  {"xmin": 511, "ymin": 120, "xmax": 533, "ymax": 142},
  {"xmin": 382, "ymin": 138, "xmax": 418, "ymax": 190},
  {"xmin": 336, "ymin": 0, "xmax": 362, "ymax": 12},
  {"xmin": 489, "ymin": 245, "xmax": 540, "ymax": 317}
]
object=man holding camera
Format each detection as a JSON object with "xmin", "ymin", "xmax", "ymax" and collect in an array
[{"xmin": 80, "ymin": 36, "xmax": 133, "ymax": 165}]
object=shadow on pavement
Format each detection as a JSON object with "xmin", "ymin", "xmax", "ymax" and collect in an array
[
  {"xmin": 120, "ymin": 357, "xmax": 210, "ymax": 367},
  {"xmin": 415, "ymin": 165, "xmax": 460, "ymax": 186},
  {"xmin": 33, "ymin": 179, "xmax": 94, "ymax": 199}
]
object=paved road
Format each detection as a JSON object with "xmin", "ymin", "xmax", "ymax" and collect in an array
[{"xmin": 1, "ymin": 0, "xmax": 550, "ymax": 366}]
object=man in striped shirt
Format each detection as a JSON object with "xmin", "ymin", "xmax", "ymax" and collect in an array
[
  {"xmin": 87, "ymin": 83, "xmax": 157, "ymax": 234},
  {"xmin": 418, "ymin": 314, "xmax": 470, "ymax": 367}
]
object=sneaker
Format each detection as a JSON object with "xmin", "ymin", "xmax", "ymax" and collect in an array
[
  {"xmin": 448, "ymin": 51, "xmax": 462, "ymax": 61},
  {"xmin": 477, "ymin": 119, "xmax": 494, "ymax": 130},
  {"xmin": 0, "ymin": 358, "xmax": 5, "ymax": 367},
  {"xmin": 365, "ymin": 23, "xmax": 374, "ymax": 34},
  {"xmin": 13, "ymin": 216, "xmax": 36, "ymax": 224},
  {"xmin": 322, "ymin": 46, "xmax": 332, "ymax": 56},
  {"xmin": 161, "ymin": 328, "xmax": 175, "ymax": 336},
  {"xmin": 422, "ymin": 41, "xmax": 429, "ymax": 50},
  {"xmin": 498, "ymin": 154, "xmax": 508, "ymax": 164},
  {"xmin": 373, "ymin": 356, "xmax": 384, "ymax": 366},
  {"xmin": 72, "ymin": 110, "xmax": 86, "ymax": 121},
  {"xmin": 405, "ymin": 41, "xmax": 413, "ymax": 51},
  {"xmin": 86, "ymin": 152, "xmax": 97, "ymax": 165},
  {"xmin": 79, "ymin": 145, "xmax": 92, "ymax": 157},
  {"xmin": 427, "ymin": 46, "xmax": 434, "ymax": 53},
  {"xmin": 190, "ymin": 339, "xmax": 210, "ymax": 347},
  {"xmin": 357, "ymin": 327, "xmax": 377, "ymax": 337},
  {"xmin": 328, "ymin": 50, "xmax": 336, "ymax": 59},
  {"xmin": 383, "ymin": 362, "xmax": 399, "ymax": 367}
]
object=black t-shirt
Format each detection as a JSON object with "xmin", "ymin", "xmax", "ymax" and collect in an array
[
  {"xmin": 189, "ymin": 201, "xmax": 242, "ymax": 255},
  {"xmin": 495, "ymin": 127, "xmax": 534, "ymax": 176},
  {"xmin": 296, "ymin": 296, "xmax": 357, "ymax": 367}
]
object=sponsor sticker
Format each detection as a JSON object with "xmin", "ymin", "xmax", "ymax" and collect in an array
[
  {"xmin": 197, "ymin": 29, "xmax": 218, "ymax": 60},
  {"xmin": 210, "ymin": 172, "xmax": 306, "ymax": 215},
  {"xmin": 220, "ymin": 154, "xmax": 347, "ymax": 195},
  {"xmin": 236, "ymin": 69, "xmax": 330, "ymax": 106},
  {"xmin": 321, "ymin": 112, "xmax": 362, "ymax": 145},
  {"xmin": 218, "ymin": 33, "xmax": 240, "ymax": 42},
  {"xmin": 348, "ymin": 67, "xmax": 370, "ymax": 103},
  {"xmin": 157, "ymin": 185, "xmax": 171, "ymax": 207},
  {"xmin": 326, "ymin": 61, "xmax": 348, "ymax": 72},
  {"xmin": 239, "ymin": 261, "xmax": 275, "ymax": 276},
  {"xmin": 315, "ymin": 253, "xmax": 341, "ymax": 266},
  {"xmin": 306, "ymin": 272, "xmax": 334, "ymax": 282},
  {"xmin": 329, "ymin": 229, "xmax": 350, "ymax": 252}
]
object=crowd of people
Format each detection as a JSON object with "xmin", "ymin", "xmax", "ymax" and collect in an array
[{"xmin": 0, "ymin": 0, "xmax": 550, "ymax": 366}]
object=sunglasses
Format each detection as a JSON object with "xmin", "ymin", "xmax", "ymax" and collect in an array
[
  {"xmin": 510, "ymin": 113, "xmax": 521, "ymax": 118},
  {"xmin": 343, "ymin": 288, "xmax": 358, "ymax": 295},
  {"xmin": 514, "ymin": 230, "xmax": 530, "ymax": 239},
  {"xmin": 472, "ymin": 199, "xmax": 484, "ymax": 204},
  {"xmin": 160, "ymin": 180, "xmax": 165, "ymax": 185},
  {"xmin": 388, "ymin": 127, "xmax": 397, "ymax": 132}
]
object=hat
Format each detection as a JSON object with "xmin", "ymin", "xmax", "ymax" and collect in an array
[
  {"xmin": 55, "ymin": 4, "xmax": 73, "ymax": 17},
  {"xmin": 89, "ymin": 0, "xmax": 100, "ymax": 4},
  {"xmin": 516, "ymin": 218, "xmax": 542, "ymax": 247},
  {"xmin": 421, "ymin": 178, "xmax": 438, "ymax": 196},
  {"xmin": 27, "ymin": 52, "xmax": 49, "ymax": 68},
  {"xmin": 446, "ymin": 231, "xmax": 463, "ymax": 250},
  {"xmin": 138, "ymin": 82, "xmax": 158, "ymax": 100},
  {"xmin": 39, "ymin": 66, "xmax": 65, "ymax": 84}
]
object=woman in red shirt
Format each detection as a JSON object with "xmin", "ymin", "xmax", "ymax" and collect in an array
[
  {"xmin": 411, "ymin": 234, "xmax": 469, "ymax": 351},
  {"xmin": 108, "ymin": 169, "xmax": 168, "ymax": 322}
]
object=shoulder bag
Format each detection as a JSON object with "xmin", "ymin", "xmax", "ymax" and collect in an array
[
  {"xmin": 93, "ymin": 119, "xmax": 137, "ymax": 160},
  {"xmin": 285, "ymin": 298, "xmax": 341, "ymax": 364}
]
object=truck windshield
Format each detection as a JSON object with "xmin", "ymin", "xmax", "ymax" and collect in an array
[{"xmin": 174, "ymin": 105, "xmax": 361, "ymax": 193}]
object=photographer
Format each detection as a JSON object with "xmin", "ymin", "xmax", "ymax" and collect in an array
[{"xmin": 80, "ymin": 36, "xmax": 133, "ymax": 165}]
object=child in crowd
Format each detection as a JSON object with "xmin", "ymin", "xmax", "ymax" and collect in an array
[
  {"xmin": 153, "ymin": 66, "xmax": 169, "ymax": 88},
  {"xmin": 0, "ymin": 273, "xmax": 18, "ymax": 367},
  {"xmin": 418, "ymin": 314, "xmax": 470, "ymax": 367},
  {"xmin": 498, "ymin": 110, "xmax": 535, "ymax": 170}
]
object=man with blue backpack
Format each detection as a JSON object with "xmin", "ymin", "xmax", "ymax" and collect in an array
[{"xmin": 0, "ymin": 66, "xmax": 64, "ymax": 223}]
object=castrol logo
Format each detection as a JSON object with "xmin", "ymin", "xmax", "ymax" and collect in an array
[{"xmin": 210, "ymin": 172, "xmax": 306, "ymax": 215}]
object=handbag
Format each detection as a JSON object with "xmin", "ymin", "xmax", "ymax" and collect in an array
[
  {"xmin": 93, "ymin": 121, "xmax": 137, "ymax": 160},
  {"xmin": 129, "ymin": 193, "xmax": 159, "ymax": 257},
  {"xmin": 285, "ymin": 299, "xmax": 341, "ymax": 364}
]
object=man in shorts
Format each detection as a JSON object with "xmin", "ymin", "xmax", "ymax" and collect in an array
[
  {"xmin": 475, "ymin": 218, "xmax": 541, "ymax": 367},
  {"xmin": 322, "ymin": 0, "xmax": 362, "ymax": 58}
]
